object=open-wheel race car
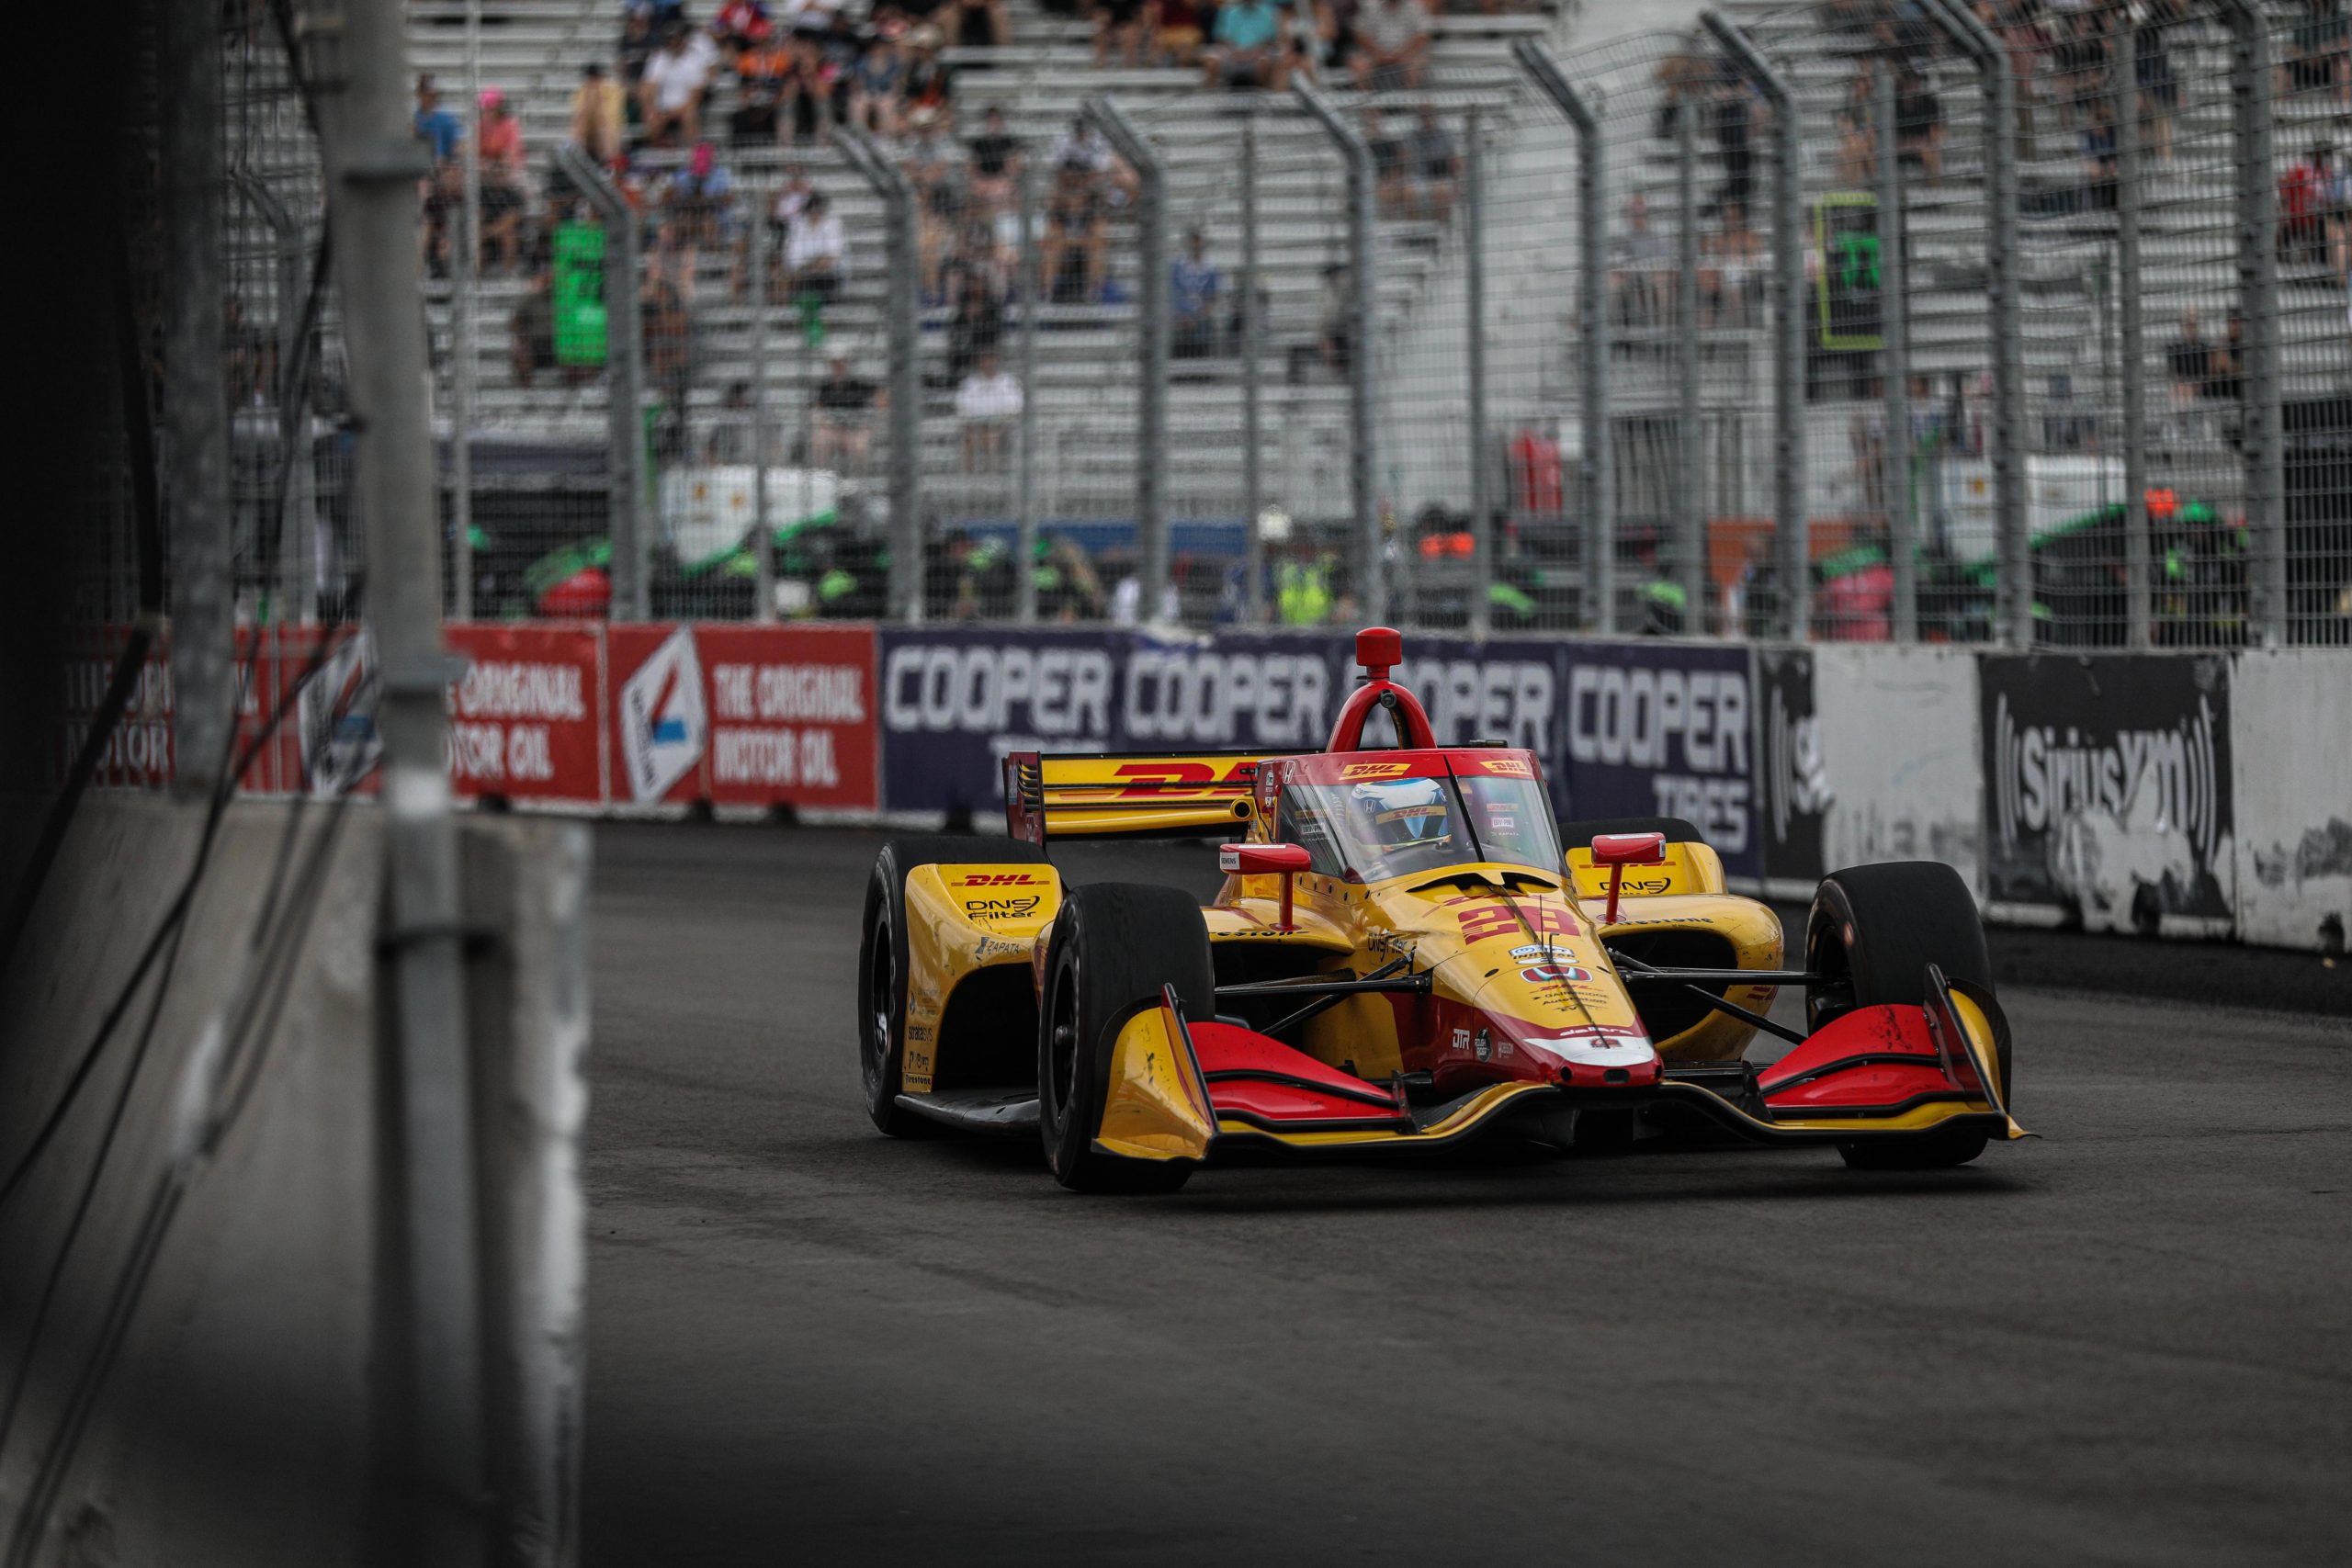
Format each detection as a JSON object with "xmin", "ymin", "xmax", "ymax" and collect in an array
[{"xmin": 858, "ymin": 627, "xmax": 2027, "ymax": 1193}]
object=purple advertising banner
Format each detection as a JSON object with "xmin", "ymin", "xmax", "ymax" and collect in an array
[
  {"xmin": 877, "ymin": 626, "xmax": 1132, "ymax": 814},
  {"xmin": 1557, "ymin": 641, "xmax": 1761, "ymax": 878}
]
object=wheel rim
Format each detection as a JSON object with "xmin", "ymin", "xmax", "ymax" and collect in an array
[{"xmin": 865, "ymin": 906, "xmax": 894, "ymax": 1099}]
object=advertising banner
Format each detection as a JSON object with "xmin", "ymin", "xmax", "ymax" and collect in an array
[
  {"xmin": 876, "ymin": 626, "xmax": 1132, "ymax": 814},
  {"xmin": 1754, "ymin": 646, "xmax": 1827, "ymax": 887},
  {"xmin": 1122, "ymin": 629, "xmax": 1350, "ymax": 752},
  {"xmin": 444, "ymin": 623, "xmax": 605, "ymax": 805},
  {"xmin": 1558, "ymin": 641, "xmax": 1760, "ymax": 877},
  {"xmin": 61, "ymin": 628, "xmax": 291, "ymax": 794},
  {"xmin": 1812, "ymin": 644, "xmax": 1982, "ymax": 890},
  {"xmin": 607, "ymin": 623, "xmax": 877, "ymax": 811},
  {"xmin": 1980, "ymin": 653, "xmax": 2234, "ymax": 931},
  {"xmin": 695, "ymin": 624, "xmax": 877, "ymax": 810}
]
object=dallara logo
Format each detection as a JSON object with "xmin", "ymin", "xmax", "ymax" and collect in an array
[{"xmin": 1340, "ymin": 761, "xmax": 1413, "ymax": 780}]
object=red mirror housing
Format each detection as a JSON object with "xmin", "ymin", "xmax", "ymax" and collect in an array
[
  {"xmin": 1589, "ymin": 831, "xmax": 1667, "ymax": 924},
  {"xmin": 1590, "ymin": 831, "xmax": 1667, "ymax": 865},
  {"xmin": 1221, "ymin": 842, "xmax": 1312, "ymax": 930}
]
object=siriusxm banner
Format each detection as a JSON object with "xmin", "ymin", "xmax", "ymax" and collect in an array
[
  {"xmin": 1979, "ymin": 652, "xmax": 2234, "ymax": 931},
  {"xmin": 1754, "ymin": 646, "xmax": 1829, "ymax": 886},
  {"xmin": 1557, "ymin": 642, "xmax": 1760, "ymax": 877}
]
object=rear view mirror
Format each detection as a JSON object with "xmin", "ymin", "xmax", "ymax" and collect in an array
[
  {"xmin": 1589, "ymin": 831, "xmax": 1666, "ymax": 924},
  {"xmin": 1221, "ymin": 842, "xmax": 1313, "ymax": 930}
]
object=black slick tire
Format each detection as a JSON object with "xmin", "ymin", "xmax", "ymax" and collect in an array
[
  {"xmin": 858, "ymin": 835, "xmax": 1047, "ymax": 1136},
  {"xmin": 1035, "ymin": 882, "xmax": 1215, "ymax": 1194},
  {"xmin": 1806, "ymin": 861, "xmax": 2007, "ymax": 1171}
]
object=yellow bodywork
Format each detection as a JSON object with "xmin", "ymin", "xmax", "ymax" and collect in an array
[
  {"xmin": 1093, "ymin": 998, "xmax": 1219, "ymax": 1163},
  {"xmin": 899, "ymin": 862, "xmax": 1062, "ymax": 1095}
]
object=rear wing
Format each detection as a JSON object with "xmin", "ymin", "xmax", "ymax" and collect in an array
[{"xmin": 1002, "ymin": 750, "xmax": 1266, "ymax": 845}]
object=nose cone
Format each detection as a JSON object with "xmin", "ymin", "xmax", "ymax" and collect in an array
[{"xmin": 1506, "ymin": 1021, "xmax": 1663, "ymax": 1088}]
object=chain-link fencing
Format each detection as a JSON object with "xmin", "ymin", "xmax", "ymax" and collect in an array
[{"xmin": 404, "ymin": 0, "xmax": 2346, "ymax": 645}]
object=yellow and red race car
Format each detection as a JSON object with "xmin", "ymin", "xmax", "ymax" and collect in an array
[{"xmin": 858, "ymin": 627, "xmax": 2026, "ymax": 1193}]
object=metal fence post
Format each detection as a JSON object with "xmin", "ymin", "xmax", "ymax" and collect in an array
[
  {"xmin": 1087, "ymin": 96, "xmax": 1170, "ymax": 622},
  {"xmin": 1875, "ymin": 67, "xmax": 1916, "ymax": 642},
  {"xmin": 2222, "ymin": 0, "xmax": 2286, "ymax": 648},
  {"xmin": 1919, "ymin": 0, "xmax": 2025, "ymax": 646},
  {"xmin": 235, "ymin": 174, "xmax": 316, "ymax": 624},
  {"xmin": 838, "ymin": 126, "xmax": 924, "ymax": 623},
  {"xmin": 557, "ymin": 143, "xmax": 647, "ymax": 621},
  {"xmin": 1295, "ymin": 80, "xmax": 1382, "ymax": 623},
  {"xmin": 313, "ymin": 0, "xmax": 486, "ymax": 1558},
  {"xmin": 750, "ymin": 205, "xmax": 775, "ymax": 623},
  {"xmin": 1513, "ymin": 40, "xmax": 1613, "ymax": 634},
  {"xmin": 1465, "ymin": 109, "xmax": 1491, "ymax": 639},
  {"xmin": 162, "ymin": 0, "xmax": 231, "ymax": 792},
  {"xmin": 1241, "ymin": 111, "xmax": 1264, "ymax": 626},
  {"xmin": 1700, "ymin": 15, "xmax": 1804, "ymax": 641},
  {"xmin": 453, "ymin": 0, "xmax": 480, "ymax": 620},
  {"xmin": 1016, "ymin": 157, "xmax": 1039, "ymax": 624},
  {"xmin": 2115, "ymin": 15, "xmax": 2150, "ymax": 649},
  {"xmin": 1675, "ymin": 94, "xmax": 1704, "ymax": 634}
]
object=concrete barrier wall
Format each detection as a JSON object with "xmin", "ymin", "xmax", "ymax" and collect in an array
[
  {"xmin": 2231, "ymin": 651, "xmax": 2352, "ymax": 953},
  {"xmin": 0, "ymin": 797, "xmax": 587, "ymax": 1566}
]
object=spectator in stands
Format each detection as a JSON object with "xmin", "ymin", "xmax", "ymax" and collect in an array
[
  {"xmin": 2283, "ymin": 0, "xmax": 2349, "ymax": 110},
  {"xmin": 712, "ymin": 0, "xmax": 775, "ymax": 57},
  {"xmin": 642, "ymin": 266, "xmax": 695, "ymax": 425},
  {"xmin": 2133, "ymin": 0, "xmax": 2182, "ymax": 168},
  {"xmin": 1610, "ymin": 192, "xmax": 1668, "ymax": 328},
  {"xmin": 910, "ymin": 128, "xmax": 967, "ymax": 300},
  {"xmin": 846, "ymin": 33, "xmax": 903, "ymax": 138},
  {"xmin": 1349, "ymin": 0, "xmax": 1429, "ymax": 94},
  {"xmin": 900, "ymin": 27, "xmax": 956, "ymax": 124},
  {"xmin": 618, "ymin": 6, "xmax": 660, "ymax": 140},
  {"xmin": 1093, "ymin": 0, "xmax": 1152, "ymax": 69},
  {"xmin": 956, "ymin": 349, "xmax": 1022, "ymax": 472},
  {"xmin": 954, "ymin": 0, "xmax": 1011, "ymax": 50},
  {"xmin": 1206, "ymin": 0, "xmax": 1292, "ymax": 91},
  {"xmin": 1895, "ymin": 69, "xmax": 1940, "ymax": 184},
  {"xmin": 667, "ymin": 141, "xmax": 737, "ymax": 257},
  {"xmin": 1701, "ymin": 217, "xmax": 1762, "ymax": 328},
  {"xmin": 1366, "ymin": 107, "xmax": 1408, "ymax": 216},
  {"xmin": 1317, "ymin": 262, "xmax": 1352, "ymax": 377},
  {"xmin": 476, "ymin": 90, "xmax": 529, "ymax": 276},
  {"xmin": 1716, "ymin": 76, "xmax": 1759, "ymax": 214},
  {"xmin": 570, "ymin": 62, "xmax": 627, "ymax": 167},
  {"xmin": 414, "ymin": 74, "xmax": 462, "ymax": 164},
  {"xmin": 2280, "ymin": 140, "xmax": 2335, "ymax": 270},
  {"xmin": 733, "ymin": 28, "xmax": 820, "ymax": 143},
  {"xmin": 2163, "ymin": 309, "xmax": 2220, "ymax": 401},
  {"xmin": 1159, "ymin": 0, "xmax": 1209, "ymax": 69},
  {"xmin": 786, "ymin": 190, "xmax": 848, "ymax": 306},
  {"xmin": 813, "ymin": 353, "xmax": 883, "ymax": 472},
  {"xmin": 1172, "ymin": 228, "xmax": 1222, "ymax": 359},
  {"xmin": 967, "ymin": 107, "xmax": 1022, "ymax": 213},
  {"xmin": 1406, "ymin": 105, "xmax": 1459, "ymax": 224},
  {"xmin": 510, "ymin": 261, "xmax": 560, "ymax": 389},
  {"xmin": 641, "ymin": 23, "xmax": 719, "ymax": 146},
  {"xmin": 1041, "ymin": 175, "xmax": 1107, "ymax": 302}
]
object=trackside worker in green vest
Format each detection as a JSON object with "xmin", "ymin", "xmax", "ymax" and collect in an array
[{"xmin": 1277, "ymin": 557, "xmax": 1334, "ymax": 626}]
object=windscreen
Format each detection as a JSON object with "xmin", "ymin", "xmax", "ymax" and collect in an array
[{"xmin": 1278, "ymin": 772, "xmax": 1562, "ymax": 883}]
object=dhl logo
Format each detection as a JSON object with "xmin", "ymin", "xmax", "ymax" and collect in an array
[
  {"xmin": 1340, "ymin": 761, "xmax": 1414, "ymax": 780},
  {"xmin": 1481, "ymin": 756, "xmax": 1533, "ymax": 777},
  {"xmin": 1089, "ymin": 760, "xmax": 1256, "ymax": 799},
  {"xmin": 960, "ymin": 873, "xmax": 1044, "ymax": 886}
]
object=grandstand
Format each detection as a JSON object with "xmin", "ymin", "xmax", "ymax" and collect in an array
[{"xmin": 388, "ymin": 0, "xmax": 2347, "ymax": 623}]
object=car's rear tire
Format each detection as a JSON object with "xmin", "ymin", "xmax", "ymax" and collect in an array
[
  {"xmin": 1036, "ymin": 882, "xmax": 1215, "ymax": 1194},
  {"xmin": 859, "ymin": 835, "xmax": 1048, "ymax": 1136}
]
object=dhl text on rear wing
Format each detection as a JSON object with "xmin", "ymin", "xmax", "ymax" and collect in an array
[{"xmin": 1002, "ymin": 750, "xmax": 1266, "ymax": 845}]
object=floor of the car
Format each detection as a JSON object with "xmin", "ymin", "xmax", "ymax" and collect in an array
[{"xmin": 896, "ymin": 1086, "xmax": 1038, "ymax": 1135}]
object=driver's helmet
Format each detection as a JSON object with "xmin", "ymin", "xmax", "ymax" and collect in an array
[{"xmin": 1349, "ymin": 775, "xmax": 1451, "ymax": 857}]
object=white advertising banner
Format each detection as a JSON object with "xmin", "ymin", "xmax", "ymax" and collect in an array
[
  {"xmin": 2230, "ymin": 650, "xmax": 2352, "ymax": 952},
  {"xmin": 1811, "ymin": 644, "xmax": 1983, "ymax": 895}
]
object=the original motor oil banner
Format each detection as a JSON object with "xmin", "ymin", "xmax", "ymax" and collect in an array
[
  {"xmin": 444, "ymin": 623, "xmax": 605, "ymax": 805},
  {"xmin": 607, "ymin": 623, "xmax": 877, "ymax": 811},
  {"xmin": 1558, "ymin": 642, "xmax": 1760, "ymax": 878},
  {"xmin": 1755, "ymin": 646, "xmax": 1827, "ymax": 886},
  {"xmin": 1979, "ymin": 652, "xmax": 2234, "ymax": 931}
]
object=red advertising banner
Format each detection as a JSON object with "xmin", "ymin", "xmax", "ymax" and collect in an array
[
  {"xmin": 605, "ymin": 623, "xmax": 877, "ymax": 812},
  {"xmin": 61, "ymin": 627, "xmax": 284, "ymax": 793},
  {"xmin": 445, "ymin": 624, "xmax": 605, "ymax": 805}
]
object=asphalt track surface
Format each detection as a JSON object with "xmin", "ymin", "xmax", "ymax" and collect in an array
[{"xmin": 583, "ymin": 821, "xmax": 2351, "ymax": 1567}]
